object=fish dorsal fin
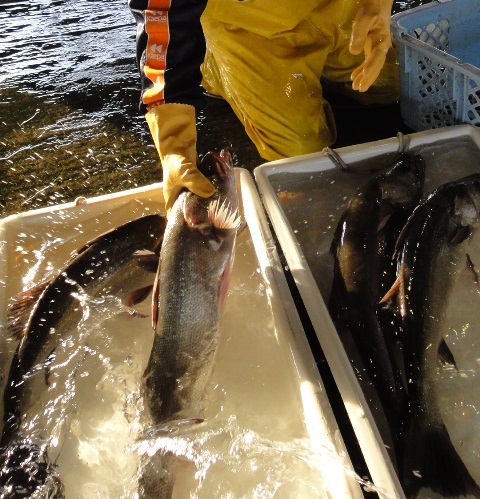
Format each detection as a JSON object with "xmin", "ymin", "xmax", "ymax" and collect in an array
[
  {"xmin": 380, "ymin": 271, "xmax": 407, "ymax": 317},
  {"xmin": 134, "ymin": 249, "xmax": 160, "ymax": 273},
  {"xmin": 438, "ymin": 338, "xmax": 457, "ymax": 370},
  {"xmin": 151, "ymin": 264, "xmax": 161, "ymax": 331},
  {"xmin": 7, "ymin": 280, "xmax": 50, "ymax": 340}
]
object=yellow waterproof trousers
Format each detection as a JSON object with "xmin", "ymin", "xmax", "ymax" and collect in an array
[{"xmin": 201, "ymin": 0, "xmax": 399, "ymax": 161}]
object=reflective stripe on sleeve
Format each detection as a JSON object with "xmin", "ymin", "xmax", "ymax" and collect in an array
[{"xmin": 143, "ymin": 1, "xmax": 172, "ymax": 105}]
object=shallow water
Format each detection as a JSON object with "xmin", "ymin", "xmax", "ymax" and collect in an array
[{"xmin": 0, "ymin": 0, "xmax": 262, "ymax": 217}]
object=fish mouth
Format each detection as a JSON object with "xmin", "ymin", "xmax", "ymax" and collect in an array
[{"xmin": 199, "ymin": 149, "xmax": 233, "ymax": 180}]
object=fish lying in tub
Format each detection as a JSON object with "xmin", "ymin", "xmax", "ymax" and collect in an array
[
  {"xmin": 138, "ymin": 150, "xmax": 241, "ymax": 498},
  {"xmin": 329, "ymin": 155, "xmax": 480, "ymax": 498},
  {"xmin": 328, "ymin": 152, "xmax": 426, "ymax": 455},
  {"xmin": 383, "ymin": 174, "xmax": 480, "ymax": 498},
  {"xmin": 0, "ymin": 214, "xmax": 166, "ymax": 498}
]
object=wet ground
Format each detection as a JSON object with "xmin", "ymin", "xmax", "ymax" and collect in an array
[{"xmin": 0, "ymin": 0, "xmax": 426, "ymax": 218}]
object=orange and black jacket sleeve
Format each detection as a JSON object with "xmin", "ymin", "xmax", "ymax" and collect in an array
[{"xmin": 129, "ymin": 0, "xmax": 208, "ymax": 112}]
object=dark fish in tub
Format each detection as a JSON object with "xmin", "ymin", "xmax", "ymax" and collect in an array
[
  {"xmin": 138, "ymin": 150, "xmax": 241, "ymax": 498},
  {"xmin": 328, "ymin": 153, "xmax": 425, "ymax": 449},
  {"xmin": 382, "ymin": 174, "xmax": 480, "ymax": 498},
  {"xmin": 0, "ymin": 213, "xmax": 167, "ymax": 498}
]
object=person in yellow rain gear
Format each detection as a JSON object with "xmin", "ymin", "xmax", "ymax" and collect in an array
[{"xmin": 129, "ymin": 0, "xmax": 399, "ymax": 212}]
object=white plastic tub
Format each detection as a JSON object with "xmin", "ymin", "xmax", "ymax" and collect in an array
[
  {"xmin": 0, "ymin": 170, "xmax": 362, "ymax": 497},
  {"xmin": 254, "ymin": 124, "xmax": 480, "ymax": 499}
]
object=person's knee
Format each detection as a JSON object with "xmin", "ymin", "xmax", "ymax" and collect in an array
[{"xmin": 245, "ymin": 107, "xmax": 336, "ymax": 161}]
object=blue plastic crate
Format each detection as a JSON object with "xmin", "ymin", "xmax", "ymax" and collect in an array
[{"xmin": 391, "ymin": 0, "xmax": 480, "ymax": 130}]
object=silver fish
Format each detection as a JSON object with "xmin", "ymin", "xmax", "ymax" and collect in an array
[
  {"xmin": 0, "ymin": 214, "xmax": 166, "ymax": 498},
  {"xmin": 138, "ymin": 150, "xmax": 240, "ymax": 498},
  {"xmin": 384, "ymin": 174, "xmax": 480, "ymax": 498}
]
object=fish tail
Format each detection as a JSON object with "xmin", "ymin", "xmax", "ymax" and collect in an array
[
  {"xmin": 138, "ymin": 450, "xmax": 177, "ymax": 499},
  {"xmin": 0, "ymin": 442, "xmax": 64, "ymax": 498},
  {"xmin": 401, "ymin": 415, "xmax": 480, "ymax": 498}
]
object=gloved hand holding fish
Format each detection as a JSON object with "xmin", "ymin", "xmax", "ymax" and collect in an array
[
  {"xmin": 146, "ymin": 103, "xmax": 215, "ymax": 214},
  {"xmin": 137, "ymin": 149, "xmax": 241, "ymax": 498}
]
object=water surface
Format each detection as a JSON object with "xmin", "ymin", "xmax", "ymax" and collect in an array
[{"xmin": 1, "ymin": 0, "xmax": 426, "ymax": 217}]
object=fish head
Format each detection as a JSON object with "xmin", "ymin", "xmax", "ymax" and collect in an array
[
  {"xmin": 183, "ymin": 149, "xmax": 241, "ymax": 241},
  {"xmin": 198, "ymin": 149, "xmax": 235, "ymax": 197},
  {"xmin": 165, "ymin": 150, "xmax": 240, "ymax": 315},
  {"xmin": 448, "ymin": 176, "xmax": 480, "ymax": 245},
  {"xmin": 379, "ymin": 154, "xmax": 426, "ymax": 207}
]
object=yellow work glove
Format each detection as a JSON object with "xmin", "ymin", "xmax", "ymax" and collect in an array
[
  {"xmin": 349, "ymin": 0, "xmax": 394, "ymax": 92},
  {"xmin": 145, "ymin": 103, "xmax": 215, "ymax": 213}
]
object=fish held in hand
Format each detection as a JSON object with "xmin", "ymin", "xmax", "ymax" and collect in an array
[{"xmin": 139, "ymin": 150, "xmax": 240, "ymax": 498}]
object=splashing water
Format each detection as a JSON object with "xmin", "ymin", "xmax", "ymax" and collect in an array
[
  {"xmin": 131, "ymin": 415, "xmax": 379, "ymax": 499},
  {"xmin": 1, "ymin": 199, "xmax": 384, "ymax": 498}
]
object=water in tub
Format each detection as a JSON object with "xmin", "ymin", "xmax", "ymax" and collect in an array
[
  {"xmin": 0, "ymin": 201, "xmax": 362, "ymax": 497},
  {"xmin": 270, "ymin": 135, "xmax": 480, "ymax": 496}
]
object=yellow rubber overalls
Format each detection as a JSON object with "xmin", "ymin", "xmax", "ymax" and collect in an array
[{"xmin": 201, "ymin": 0, "xmax": 399, "ymax": 160}]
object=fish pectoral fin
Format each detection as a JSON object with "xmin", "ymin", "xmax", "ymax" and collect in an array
[
  {"xmin": 465, "ymin": 253, "xmax": 480, "ymax": 292},
  {"xmin": 125, "ymin": 285, "xmax": 154, "ymax": 307},
  {"xmin": 151, "ymin": 266, "xmax": 161, "ymax": 331},
  {"xmin": 450, "ymin": 224, "xmax": 471, "ymax": 246},
  {"xmin": 380, "ymin": 271, "xmax": 409, "ymax": 318},
  {"xmin": 7, "ymin": 280, "xmax": 50, "ymax": 340},
  {"xmin": 438, "ymin": 338, "xmax": 458, "ymax": 370},
  {"xmin": 377, "ymin": 212, "xmax": 392, "ymax": 233},
  {"xmin": 134, "ymin": 250, "xmax": 160, "ymax": 273},
  {"xmin": 380, "ymin": 274, "xmax": 402, "ymax": 305}
]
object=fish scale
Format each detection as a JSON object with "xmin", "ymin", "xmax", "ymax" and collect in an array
[
  {"xmin": 138, "ymin": 150, "xmax": 240, "ymax": 498},
  {"xmin": 328, "ymin": 152, "xmax": 426, "ymax": 463},
  {"xmin": 388, "ymin": 173, "xmax": 480, "ymax": 498}
]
